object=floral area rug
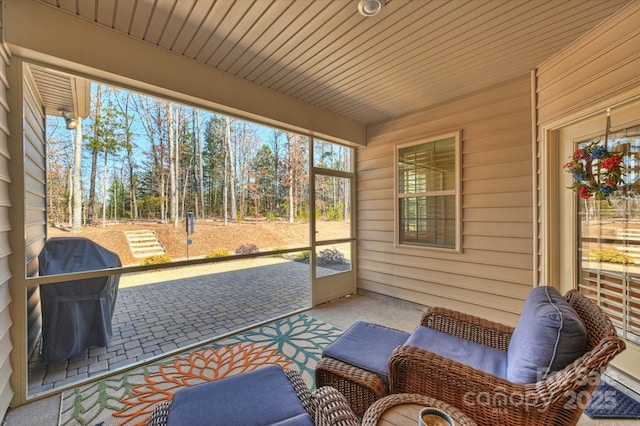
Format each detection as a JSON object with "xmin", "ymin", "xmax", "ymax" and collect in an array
[{"xmin": 58, "ymin": 314, "xmax": 342, "ymax": 426}]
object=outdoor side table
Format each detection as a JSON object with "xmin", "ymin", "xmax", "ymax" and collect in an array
[{"xmin": 361, "ymin": 393, "xmax": 477, "ymax": 426}]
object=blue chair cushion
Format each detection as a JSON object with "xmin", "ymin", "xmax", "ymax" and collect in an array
[
  {"xmin": 271, "ymin": 413, "xmax": 314, "ymax": 425},
  {"xmin": 404, "ymin": 326, "xmax": 508, "ymax": 379},
  {"xmin": 506, "ymin": 286, "xmax": 588, "ymax": 384},
  {"xmin": 166, "ymin": 365, "xmax": 312, "ymax": 426},
  {"xmin": 322, "ymin": 321, "xmax": 410, "ymax": 384}
]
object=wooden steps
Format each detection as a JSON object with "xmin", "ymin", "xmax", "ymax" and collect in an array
[{"xmin": 124, "ymin": 230, "xmax": 166, "ymax": 258}]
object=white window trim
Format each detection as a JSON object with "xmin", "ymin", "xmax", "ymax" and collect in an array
[{"xmin": 394, "ymin": 130, "xmax": 462, "ymax": 253}]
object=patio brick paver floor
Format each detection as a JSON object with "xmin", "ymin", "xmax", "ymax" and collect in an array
[{"xmin": 27, "ymin": 257, "xmax": 315, "ymax": 396}]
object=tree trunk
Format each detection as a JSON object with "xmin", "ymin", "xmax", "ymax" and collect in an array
[
  {"xmin": 225, "ymin": 117, "xmax": 237, "ymax": 221},
  {"xmin": 223, "ymin": 149, "xmax": 228, "ymax": 226},
  {"xmin": 169, "ymin": 104, "xmax": 178, "ymax": 227},
  {"xmin": 129, "ymin": 157, "xmax": 138, "ymax": 219},
  {"xmin": 71, "ymin": 120, "xmax": 83, "ymax": 232},
  {"xmin": 181, "ymin": 157, "xmax": 192, "ymax": 219},
  {"xmin": 121, "ymin": 92, "xmax": 138, "ymax": 220},
  {"xmin": 160, "ymin": 173, "xmax": 166, "ymax": 222},
  {"xmin": 102, "ymin": 153, "xmax": 108, "ymax": 228},
  {"xmin": 175, "ymin": 108, "xmax": 181, "ymax": 223},
  {"xmin": 87, "ymin": 85, "xmax": 102, "ymax": 224},
  {"xmin": 68, "ymin": 166, "xmax": 72, "ymax": 227},
  {"xmin": 287, "ymin": 134, "xmax": 296, "ymax": 224},
  {"xmin": 273, "ymin": 129, "xmax": 280, "ymax": 215},
  {"xmin": 289, "ymin": 175, "xmax": 294, "ymax": 223},
  {"xmin": 197, "ymin": 110, "xmax": 205, "ymax": 218},
  {"xmin": 113, "ymin": 160, "xmax": 118, "ymax": 223}
]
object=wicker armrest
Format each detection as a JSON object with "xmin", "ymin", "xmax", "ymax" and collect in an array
[
  {"xmin": 315, "ymin": 356, "xmax": 389, "ymax": 416},
  {"xmin": 420, "ymin": 307, "xmax": 514, "ymax": 350},
  {"xmin": 147, "ymin": 401, "xmax": 171, "ymax": 426},
  {"xmin": 313, "ymin": 386, "xmax": 360, "ymax": 426},
  {"xmin": 284, "ymin": 369, "xmax": 315, "ymax": 418}
]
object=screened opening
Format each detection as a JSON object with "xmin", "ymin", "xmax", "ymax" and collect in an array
[{"xmin": 23, "ymin": 63, "xmax": 354, "ymax": 397}]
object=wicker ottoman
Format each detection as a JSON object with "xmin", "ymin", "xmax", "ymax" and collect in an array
[
  {"xmin": 315, "ymin": 321, "xmax": 410, "ymax": 416},
  {"xmin": 147, "ymin": 365, "xmax": 315, "ymax": 425}
]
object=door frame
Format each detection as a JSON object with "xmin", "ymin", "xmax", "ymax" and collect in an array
[
  {"xmin": 540, "ymin": 93, "xmax": 640, "ymax": 380},
  {"xmin": 309, "ymin": 142, "xmax": 357, "ymax": 305}
]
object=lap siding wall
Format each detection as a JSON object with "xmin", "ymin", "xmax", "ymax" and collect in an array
[
  {"xmin": 0, "ymin": 10, "xmax": 14, "ymax": 421},
  {"xmin": 358, "ymin": 76, "xmax": 535, "ymax": 326}
]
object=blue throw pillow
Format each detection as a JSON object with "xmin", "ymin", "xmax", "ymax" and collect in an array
[{"xmin": 506, "ymin": 286, "xmax": 587, "ymax": 384}]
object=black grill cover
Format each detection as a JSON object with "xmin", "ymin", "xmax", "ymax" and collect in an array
[{"xmin": 38, "ymin": 237, "xmax": 121, "ymax": 363}]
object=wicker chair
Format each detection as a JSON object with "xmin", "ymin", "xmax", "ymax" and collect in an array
[
  {"xmin": 389, "ymin": 290, "xmax": 625, "ymax": 426},
  {"xmin": 316, "ymin": 290, "xmax": 626, "ymax": 425}
]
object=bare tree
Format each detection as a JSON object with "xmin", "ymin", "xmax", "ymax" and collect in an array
[
  {"xmin": 71, "ymin": 118, "xmax": 84, "ymax": 231},
  {"xmin": 97, "ymin": 92, "xmax": 125, "ymax": 226},
  {"xmin": 86, "ymin": 85, "xmax": 103, "ymax": 224},
  {"xmin": 113, "ymin": 90, "xmax": 138, "ymax": 219},
  {"xmin": 272, "ymin": 129, "xmax": 282, "ymax": 215},
  {"xmin": 68, "ymin": 167, "xmax": 72, "ymax": 226},
  {"xmin": 135, "ymin": 96, "xmax": 168, "ymax": 221},
  {"xmin": 223, "ymin": 116, "xmax": 237, "ymax": 224},
  {"xmin": 233, "ymin": 122, "xmax": 261, "ymax": 217},
  {"xmin": 283, "ymin": 133, "xmax": 307, "ymax": 223},
  {"xmin": 46, "ymin": 121, "xmax": 72, "ymax": 225},
  {"xmin": 168, "ymin": 103, "xmax": 178, "ymax": 227},
  {"xmin": 195, "ymin": 110, "xmax": 205, "ymax": 218}
]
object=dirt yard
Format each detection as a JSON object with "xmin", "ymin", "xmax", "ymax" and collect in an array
[{"xmin": 48, "ymin": 219, "xmax": 348, "ymax": 266}]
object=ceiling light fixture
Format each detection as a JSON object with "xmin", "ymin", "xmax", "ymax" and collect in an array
[
  {"xmin": 358, "ymin": 0, "xmax": 385, "ymax": 17},
  {"xmin": 59, "ymin": 109, "xmax": 79, "ymax": 130}
]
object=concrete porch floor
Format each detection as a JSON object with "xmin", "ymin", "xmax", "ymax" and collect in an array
[{"xmin": 6, "ymin": 283, "xmax": 640, "ymax": 425}]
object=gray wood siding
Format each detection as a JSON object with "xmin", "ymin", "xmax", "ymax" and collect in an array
[
  {"xmin": 536, "ymin": 0, "xmax": 640, "ymax": 284},
  {"xmin": 22, "ymin": 70, "xmax": 45, "ymax": 358},
  {"xmin": 359, "ymin": 76, "xmax": 534, "ymax": 325},
  {"xmin": 0, "ymin": 26, "xmax": 14, "ymax": 422}
]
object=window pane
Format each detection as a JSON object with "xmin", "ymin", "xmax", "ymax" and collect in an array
[
  {"xmin": 577, "ymin": 124, "xmax": 640, "ymax": 345},
  {"xmin": 399, "ymin": 195, "xmax": 456, "ymax": 248},
  {"xmin": 313, "ymin": 139, "xmax": 352, "ymax": 172},
  {"xmin": 398, "ymin": 137, "xmax": 455, "ymax": 194},
  {"xmin": 316, "ymin": 242, "xmax": 352, "ymax": 278},
  {"xmin": 396, "ymin": 132, "xmax": 459, "ymax": 251},
  {"xmin": 315, "ymin": 174, "xmax": 351, "ymax": 241}
]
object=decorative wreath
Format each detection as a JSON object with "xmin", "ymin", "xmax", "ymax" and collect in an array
[{"xmin": 563, "ymin": 141, "xmax": 624, "ymax": 200}]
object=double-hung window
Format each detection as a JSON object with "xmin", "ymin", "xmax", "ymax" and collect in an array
[{"xmin": 396, "ymin": 131, "xmax": 461, "ymax": 251}]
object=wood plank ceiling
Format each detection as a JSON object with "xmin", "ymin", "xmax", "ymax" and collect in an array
[{"xmin": 37, "ymin": 0, "xmax": 631, "ymax": 125}]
